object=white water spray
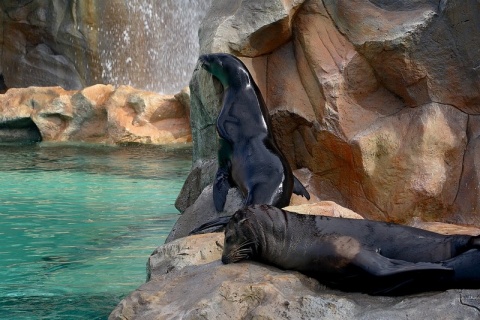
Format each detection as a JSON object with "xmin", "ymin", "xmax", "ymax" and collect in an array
[{"xmin": 98, "ymin": 0, "xmax": 212, "ymax": 94}]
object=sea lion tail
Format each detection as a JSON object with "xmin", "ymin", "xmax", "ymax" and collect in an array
[
  {"xmin": 189, "ymin": 216, "xmax": 232, "ymax": 235},
  {"xmin": 293, "ymin": 176, "xmax": 310, "ymax": 200}
]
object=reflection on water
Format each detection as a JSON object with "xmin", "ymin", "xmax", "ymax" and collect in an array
[
  {"xmin": 0, "ymin": 142, "xmax": 191, "ymax": 179},
  {"xmin": 0, "ymin": 143, "xmax": 191, "ymax": 319}
]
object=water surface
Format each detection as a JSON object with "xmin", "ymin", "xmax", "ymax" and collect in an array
[{"xmin": 0, "ymin": 143, "xmax": 191, "ymax": 319}]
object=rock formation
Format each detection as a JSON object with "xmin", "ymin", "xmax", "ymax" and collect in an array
[
  {"xmin": 184, "ymin": 0, "xmax": 480, "ymax": 226},
  {"xmin": 0, "ymin": 85, "xmax": 191, "ymax": 145},
  {"xmin": 110, "ymin": 203, "xmax": 480, "ymax": 320}
]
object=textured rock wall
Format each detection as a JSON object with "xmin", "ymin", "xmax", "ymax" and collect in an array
[
  {"xmin": 0, "ymin": 85, "xmax": 191, "ymax": 144},
  {"xmin": 185, "ymin": 0, "xmax": 480, "ymax": 225},
  {"xmin": 0, "ymin": 1, "xmax": 102, "ymax": 89}
]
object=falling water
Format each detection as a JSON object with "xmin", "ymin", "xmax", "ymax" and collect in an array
[{"xmin": 98, "ymin": 0, "xmax": 212, "ymax": 94}]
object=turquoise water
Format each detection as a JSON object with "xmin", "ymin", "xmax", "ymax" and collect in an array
[{"xmin": 0, "ymin": 143, "xmax": 192, "ymax": 319}]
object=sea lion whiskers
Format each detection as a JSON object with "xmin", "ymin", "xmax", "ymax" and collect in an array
[{"xmin": 222, "ymin": 239, "xmax": 256, "ymax": 263}]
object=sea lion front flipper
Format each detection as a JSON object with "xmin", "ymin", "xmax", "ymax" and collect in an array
[
  {"xmin": 293, "ymin": 176, "xmax": 310, "ymax": 200},
  {"xmin": 213, "ymin": 138, "xmax": 234, "ymax": 212},
  {"xmin": 213, "ymin": 166, "xmax": 232, "ymax": 212},
  {"xmin": 353, "ymin": 249, "xmax": 453, "ymax": 277},
  {"xmin": 189, "ymin": 216, "xmax": 232, "ymax": 235}
]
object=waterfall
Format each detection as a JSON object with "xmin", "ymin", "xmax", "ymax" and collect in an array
[{"xmin": 98, "ymin": 0, "xmax": 212, "ymax": 94}]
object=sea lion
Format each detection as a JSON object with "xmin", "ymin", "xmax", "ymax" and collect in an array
[
  {"xmin": 198, "ymin": 53, "xmax": 310, "ymax": 213},
  {"xmin": 222, "ymin": 205, "xmax": 480, "ymax": 295}
]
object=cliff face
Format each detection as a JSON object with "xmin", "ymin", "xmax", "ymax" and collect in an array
[
  {"xmin": 0, "ymin": 1, "xmax": 101, "ymax": 90},
  {"xmin": 185, "ymin": 0, "xmax": 480, "ymax": 225}
]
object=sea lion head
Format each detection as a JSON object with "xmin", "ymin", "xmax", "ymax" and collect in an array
[
  {"xmin": 198, "ymin": 53, "xmax": 249, "ymax": 88},
  {"xmin": 221, "ymin": 209, "xmax": 258, "ymax": 264}
]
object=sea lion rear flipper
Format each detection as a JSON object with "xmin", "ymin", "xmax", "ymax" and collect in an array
[
  {"xmin": 293, "ymin": 176, "xmax": 310, "ymax": 200},
  {"xmin": 189, "ymin": 216, "xmax": 232, "ymax": 235},
  {"xmin": 353, "ymin": 249, "xmax": 453, "ymax": 277}
]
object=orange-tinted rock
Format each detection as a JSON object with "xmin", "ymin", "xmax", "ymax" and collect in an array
[
  {"xmin": 352, "ymin": 103, "xmax": 467, "ymax": 222},
  {"xmin": 325, "ymin": 0, "xmax": 480, "ymax": 112},
  {"xmin": 0, "ymin": 85, "xmax": 191, "ymax": 145},
  {"xmin": 284, "ymin": 201, "xmax": 364, "ymax": 219},
  {"xmin": 107, "ymin": 86, "xmax": 191, "ymax": 144}
]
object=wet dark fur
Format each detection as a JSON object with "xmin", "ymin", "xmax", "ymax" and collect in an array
[
  {"xmin": 222, "ymin": 205, "xmax": 480, "ymax": 295},
  {"xmin": 199, "ymin": 53, "xmax": 309, "ymax": 213}
]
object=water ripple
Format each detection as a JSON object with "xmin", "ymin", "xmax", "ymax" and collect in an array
[{"xmin": 0, "ymin": 142, "xmax": 191, "ymax": 319}]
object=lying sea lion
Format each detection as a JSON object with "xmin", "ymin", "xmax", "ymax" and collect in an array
[
  {"xmin": 221, "ymin": 205, "xmax": 480, "ymax": 295},
  {"xmin": 198, "ymin": 53, "xmax": 310, "ymax": 213}
]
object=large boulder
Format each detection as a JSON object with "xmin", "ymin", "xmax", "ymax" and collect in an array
[
  {"xmin": 182, "ymin": 0, "xmax": 480, "ymax": 225},
  {"xmin": 0, "ymin": 85, "xmax": 191, "ymax": 144},
  {"xmin": 111, "ymin": 215, "xmax": 480, "ymax": 319}
]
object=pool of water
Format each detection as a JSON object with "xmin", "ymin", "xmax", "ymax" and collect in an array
[{"xmin": 0, "ymin": 142, "xmax": 192, "ymax": 319}]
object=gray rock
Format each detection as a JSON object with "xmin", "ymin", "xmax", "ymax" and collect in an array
[
  {"xmin": 0, "ymin": 118, "xmax": 42, "ymax": 143},
  {"xmin": 174, "ymin": 159, "xmax": 218, "ymax": 213},
  {"xmin": 1, "ymin": 1, "xmax": 95, "ymax": 89},
  {"xmin": 199, "ymin": 0, "xmax": 305, "ymax": 56},
  {"xmin": 188, "ymin": 62, "xmax": 223, "ymax": 164},
  {"xmin": 166, "ymin": 184, "xmax": 244, "ymax": 243}
]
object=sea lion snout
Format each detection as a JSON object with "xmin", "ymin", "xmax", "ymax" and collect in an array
[
  {"xmin": 198, "ymin": 54, "xmax": 211, "ymax": 70},
  {"xmin": 221, "ymin": 254, "xmax": 231, "ymax": 264}
]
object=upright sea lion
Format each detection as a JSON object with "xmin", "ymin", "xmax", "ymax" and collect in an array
[
  {"xmin": 222, "ymin": 205, "xmax": 480, "ymax": 295},
  {"xmin": 198, "ymin": 53, "xmax": 310, "ymax": 213}
]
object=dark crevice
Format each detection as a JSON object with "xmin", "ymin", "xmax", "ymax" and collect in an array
[
  {"xmin": 0, "ymin": 74, "xmax": 8, "ymax": 93},
  {"xmin": 0, "ymin": 118, "xmax": 42, "ymax": 143},
  {"xmin": 459, "ymin": 294, "xmax": 480, "ymax": 314},
  {"xmin": 451, "ymin": 114, "xmax": 469, "ymax": 207}
]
